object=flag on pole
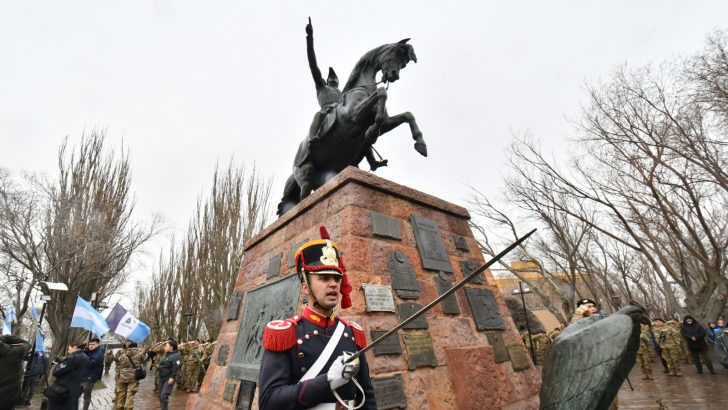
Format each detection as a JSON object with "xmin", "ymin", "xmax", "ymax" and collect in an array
[
  {"xmin": 30, "ymin": 303, "xmax": 46, "ymax": 352},
  {"xmin": 71, "ymin": 296, "xmax": 110, "ymax": 336},
  {"xmin": 2, "ymin": 304, "xmax": 16, "ymax": 335},
  {"xmin": 105, "ymin": 303, "xmax": 151, "ymax": 343}
]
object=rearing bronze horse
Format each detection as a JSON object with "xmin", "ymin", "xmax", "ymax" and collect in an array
[{"xmin": 277, "ymin": 38, "xmax": 426, "ymax": 216}]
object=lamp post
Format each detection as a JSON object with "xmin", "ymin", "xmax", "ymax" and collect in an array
[{"xmin": 513, "ymin": 282, "xmax": 536, "ymax": 363}]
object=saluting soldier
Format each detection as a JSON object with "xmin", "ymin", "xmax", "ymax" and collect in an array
[
  {"xmin": 258, "ymin": 226, "xmax": 377, "ymax": 409},
  {"xmin": 655, "ymin": 319, "xmax": 682, "ymax": 376}
]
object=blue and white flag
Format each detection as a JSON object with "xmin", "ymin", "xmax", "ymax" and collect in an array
[
  {"xmin": 2, "ymin": 304, "xmax": 16, "ymax": 335},
  {"xmin": 31, "ymin": 303, "xmax": 46, "ymax": 353},
  {"xmin": 70, "ymin": 297, "xmax": 110, "ymax": 336},
  {"xmin": 105, "ymin": 303, "xmax": 151, "ymax": 344}
]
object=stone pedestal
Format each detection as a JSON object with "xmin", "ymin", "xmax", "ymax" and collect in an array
[{"xmin": 187, "ymin": 166, "xmax": 541, "ymax": 410}]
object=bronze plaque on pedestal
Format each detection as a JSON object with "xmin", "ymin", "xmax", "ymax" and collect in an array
[
  {"xmin": 287, "ymin": 239, "xmax": 307, "ymax": 267},
  {"xmin": 388, "ymin": 251, "xmax": 420, "ymax": 299},
  {"xmin": 223, "ymin": 382, "xmax": 236, "ymax": 402},
  {"xmin": 464, "ymin": 287, "xmax": 506, "ymax": 330},
  {"xmin": 363, "ymin": 284, "xmax": 396, "ymax": 312},
  {"xmin": 372, "ymin": 374, "xmax": 407, "ymax": 409},
  {"xmin": 434, "ymin": 275, "xmax": 460, "ymax": 315},
  {"xmin": 227, "ymin": 274, "xmax": 300, "ymax": 382},
  {"xmin": 403, "ymin": 332, "xmax": 437, "ymax": 370},
  {"xmin": 235, "ymin": 380, "xmax": 256, "ymax": 410},
  {"xmin": 486, "ymin": 331, "xmax": 510, "ymax": 363},
  {"xmin": 370, "ymin": 211, "xmax": 402, "ymax": 240},
  {"xmin": 410, "ymin": 215, "xmax": 453, "ymax": 273},
  {"xmin": 398, "ymin": 302, "xmax": 428, "ymax": 329},
  {"xmin": 216, "ymin": 344, "xmax": 229, "ymax": 366},
  {"xmin": 226, "ymin": 290, "xmax": 244, "ymax": 321},
  {"xmin": 507, "ymin": 344, "xmax": 531, "ymax": 371},
  {"xmin": 452, "ymin": 234, "xmax": 469, "ymax": 252},
  {"xmin": 370, "ymin": 330, "xmax": 402, "ymax": 356},
  {"xmin": 460, "ymin": 260, "xmax": 484, "ymax": 285},
  {"xmin": 266, "ymin": 253, "xmax": 282, "ymax": 279}
]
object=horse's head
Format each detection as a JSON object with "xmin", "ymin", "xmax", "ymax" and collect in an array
[{"xmin": 380, "ymin": 39, "xmax": 417, "ymax": 83}]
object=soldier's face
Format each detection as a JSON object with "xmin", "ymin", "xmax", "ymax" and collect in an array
[
  {"xmin": 305, "ymin": 273, "xmax": 341, "ymax": 310},
  {"xmin": 584, "ymin": 303, "xmax": 597, "ymax": 317}
]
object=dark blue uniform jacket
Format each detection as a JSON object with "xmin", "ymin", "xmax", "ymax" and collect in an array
[{"xmin": 258, "ymin": 307, "xmax": 377, "ymax": 410}]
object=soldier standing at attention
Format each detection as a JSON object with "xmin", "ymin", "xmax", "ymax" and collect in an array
[
  {"xmin": 150, "ymin": 341, "xmax": 166, "ymax": 392},
  {"xmin": 113, "ymin": 341, "xmax": 145, "ymax": 410},
  {"xmin": 258, "ymin": 227, "xmax": 377, "ymax": 410},
  {"xmin": 104, "ymin": 348, "xmax": 114, "ymax": 375},
  {"xmin": 179, "ymin": 340, "xmax": 202, "ymax": 392},
  {"xmin": 636, "ymin": 324, "xmax": 653, "ymax": 380},
  {"xmin": 654, "ymin": 319, "xmax": 682, "ymax": 376},
  {"xmin": 158, "ymin": 340, "xmax": 181, "ymax": 410}
]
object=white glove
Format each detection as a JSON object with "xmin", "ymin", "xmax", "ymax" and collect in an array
[{"xmin": 327, "ymin": 352, "xmax": 360, "ymax": 390}]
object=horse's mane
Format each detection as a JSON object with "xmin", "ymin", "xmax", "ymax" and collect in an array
[{"xmin": 343, "ymin": 43, "xmax": 397, "ymax": 92}]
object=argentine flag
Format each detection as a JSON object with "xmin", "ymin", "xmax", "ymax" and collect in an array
[
  {"xmin": 105, "ymin": 303, "xmax": 151, "ymax": 343},
  {"xmin": 31, "ymin": 303, "xmax": 46, "ymax": 353},
  {"xmin": 71, "ymin": 297, "xmax": 110, "ymax": 336},
  {"xmin": 2, "ymin": 304, "xmax": 17, "ymax": 335}
]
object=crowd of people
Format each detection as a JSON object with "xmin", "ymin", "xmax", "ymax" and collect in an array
[
  {"xmin": 523, "ymin": 308, "xmax": 728, "ymax": 378},
  {"xmin": 0, "ymin": 335, "xmax": 215, "ymax": 410}
]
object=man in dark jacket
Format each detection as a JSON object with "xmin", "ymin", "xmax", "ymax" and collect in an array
[
  {"xmin": 19, "ymin": 350, "xmax": 50, "ymax": 405},
  {"xmin": 0, "ymin": 334, "xmax": 31, "ymax": 410},
  {"xmin": 158, "ymin": 339, "xmax": 181, "ymax": 410},
  {"xmin": 48, "ymin": 342, "xmax": 89, "ymax": 410},
  {"xmin": 80, "ymin": 337, "xmax": 105, "ymax": 410},
  {"xmin": 680, "ymin": 315, "xmax": 716, "ymax": 374}
]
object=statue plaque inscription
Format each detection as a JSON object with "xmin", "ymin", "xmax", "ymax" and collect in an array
[
  {"xmin": 486, "ymin": 331, "xmax": 510, "ymax": 363},
  {"xmin": 266, "ymin": 253, "xmax": 282, "ymax": 279},
  {"xmin": 507, "ymin": 344, "xmax": 531, "ymax": 371},
  {"xmin": 370, "ymin": 211, "xmax": 402, "ymax": 240},
  {"xmin": 410, "ymin": 215, "xmax": 453, "ymax": 272},
  {"xmin": 459, "ymin": 260, "xmax": 484, "ymax": 285},
  {"xmin": 287, "ymin": 239, "xmax": 308, "ymax": 268},
  {"xmin": 227, "ymin": 274, "xmax": 300, "ymax": 381},
  {"xmin": 372, "ymin": 374, "xmax": 407, "ymax": 409},
  {"xmin": 452, "ymin": 234, "xmax": 469, "ymax": 252},
  {"xmin": 403, "ymin": 332, "xmax": 437, "ymax": 370},
  {"xmin": 216, "ymin": 344, "xmax": 229, "ymax": 366},
  {"xmin": 434, "ymin": 276, "xmax": 460, "ymax": 315},
  {"xmin": 398, "ymin": 302, "xmax": 428, "ymax": 329},
  {"xmin": 363, "ymin": 284, "xmax": 396, "ymax": 312},
  {"xmin": 226, "ymin": 289, "xmax": 244, "ymax": 321},
  {"xmin": 387, "ymin": 251, "xmax": 420, "ymax": 299},
  {"xmin": 235, "ymin": 381, "xmax": 256, "ymax": 410},
  {"xmin": 223, "ymin": 382, "xmax": 236, "ymax": 403},
  {"xmin": 464, "ymin": 287, "xmax": 506, "ymax": 330},
  {"xmin": 370, "ymin": 330, "xmax": 402, "ymax": 356}
]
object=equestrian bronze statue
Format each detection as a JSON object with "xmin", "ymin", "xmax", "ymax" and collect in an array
[{"xmin": 277, "ymin": 19, "xmax": 426, "ymax": 216}]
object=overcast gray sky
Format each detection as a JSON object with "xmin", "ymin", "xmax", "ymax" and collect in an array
[{"xmin": 2, "ymin": 1, "xmax": 726, "ymax": 302}]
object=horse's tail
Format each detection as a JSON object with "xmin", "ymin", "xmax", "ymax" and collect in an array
[{"xmin": 277, "ymin": 174, "xmax": 300, "ymax": 217}]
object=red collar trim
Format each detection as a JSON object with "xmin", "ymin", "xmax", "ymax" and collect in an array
[{"xmin": 302, "ymin": 307, "xmax": 336, "ymax": 328}]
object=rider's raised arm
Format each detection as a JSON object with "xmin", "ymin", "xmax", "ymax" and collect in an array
[{"xmin": 306, "ymin": 18, "xmax": 325, "ymax": 90}]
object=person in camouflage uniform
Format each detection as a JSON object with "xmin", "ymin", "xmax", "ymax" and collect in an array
[
  {"xmin": 655, "ymin": 319, "xmax": 682, "ymax": 376},
  {"xmin": 197, "ymin": 341, "xmax": 215, "ymax": 389},
  {"xmin": 521, "ymin": 332, "xmax": 536, "ymax": 363},
  {"xmin": 114, "ymin": 341, "xmax": 145, "ymax": 409},
  {"xmin": 179, "ymin": 340, "xmax": 203, "ymax": 392},
  {"xmin": 150, "ymin": 341, "xmax": 166, "ymax": 392},
  {"xmin": 636, "ymin": 324, "xmax": 653, "ymax": 380},
  {"xmin": 104, "ymin": 349, "xmax": 114, "ymax": 375},
  {"xmin": 535, "ymin": 331, "xmax": 552, "ymax": 364},
  {"xmin": 547, "ymin": 325, "xmax": 564, "ymax": 341}
]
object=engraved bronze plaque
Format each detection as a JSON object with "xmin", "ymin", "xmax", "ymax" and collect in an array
[
  {"xmin": 507, "ymin": 344, "xmax": 531, "ymax": 371},
  {"xmin": 223, "ymin": 381, "xmax": 236, "ymax": 402},
  {"xmin": 227, "ymin": 274, "xmax": 300, "ymax": 381},
  {"xmin": 370, "ymin": 330, "xmax": 402, "ymax": 356},
  {"xmin": 403, "ymin": 332, "xmax": 437, "ymax": 370},
  {"xmin": 372, "ymin": 374, "xmax": 407, "ymax": 409},
  {"xmin": 460, "ymin": 260, "xmax": 484, "ymax": 285},
  {"xmin": 434, "ymin": 276, "xmax": 460, "ymax": 315},
  {"xmin": 266, "ymin": 253, "xmax": 282, "ymax": 279},
  {"xmin": 363, "ymin": 284, "xmax": 396, "ymax": 312},
  {"xmin": 387, "ymin": 251, "xmax": 420, "ymax": 299},
  {"xmin": 398, "ymin": 302, "xmax": 428, "ymax": 329},
  {"xmin": 287, "ymin": 239, "xmax": 307, "ymax": 268},
  {"xmin": 370, "ymin": 211, "xmax": 402, "ymax": 240},
  {"xmin": 464, "ymin": 287, "xmax": 506, "ymax": 331},
  {"xmin": 453, "ymin": 234, "xmax": 469, "ymax": 252},
  {"xmin": 216, "ymin": 344, "xmax": 229, "ymax": 366},
  {"xmin": 486, "ymin": 331, "xmax": 510, "ymax": 363},
  {"xmin": 235, "ymin": 380, "xmax": 256, "ymax": 410},
  {"xmin": 226, "ymin": 290, "xmax": 244, "ymax": 321},
  {"xmin": 410, "ymin": 215, "xmax": 453, "ymax": 273}
]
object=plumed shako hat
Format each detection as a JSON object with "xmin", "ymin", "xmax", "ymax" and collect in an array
[{"xmin": 294, "ymin": 226, "xmax": 353, "ymax": 308}]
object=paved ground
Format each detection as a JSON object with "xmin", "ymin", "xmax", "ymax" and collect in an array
[{"xmin": 25, "ymin": 365, "xmax": 191, "ymax": 409}]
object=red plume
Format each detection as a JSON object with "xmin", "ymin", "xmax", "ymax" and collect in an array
[
  {"xmin": 320, "ymin": 226, "xmax": 330, "ymax": 240},
  {"xmin": 338, "ymin": 255, "xmax": 352, "ymax": 309}
]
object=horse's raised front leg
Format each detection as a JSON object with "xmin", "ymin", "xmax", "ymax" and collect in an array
[
  {"xmin": 380, "ymin": 111, "xmax": 427, "ymax": 157},
  {"xmin": 349, "ymin": 88, "xmax": 388, "ymax": 145}
]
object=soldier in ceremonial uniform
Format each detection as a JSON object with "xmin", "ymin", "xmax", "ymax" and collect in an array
[{"xmin": 258, "ymin": 226, "xmax": 377, "ymax": 410}]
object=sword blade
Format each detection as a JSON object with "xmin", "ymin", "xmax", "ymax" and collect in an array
[{"xmin": 347, "ymin": 228, "xmax": 537, "ymax": 362}]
